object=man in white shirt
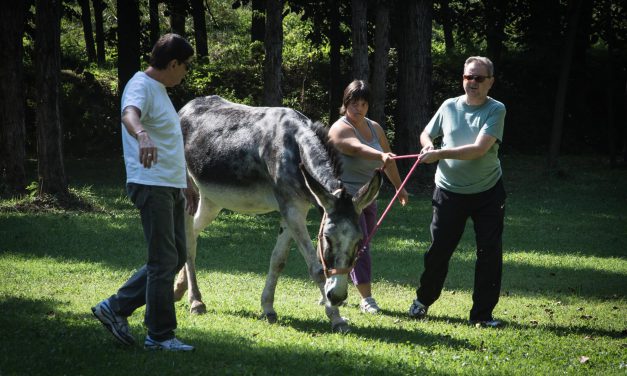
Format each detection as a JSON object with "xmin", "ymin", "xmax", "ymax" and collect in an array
[{"xmin": 92, "ymin": 34, "xmax": 198, "ymax": 351}]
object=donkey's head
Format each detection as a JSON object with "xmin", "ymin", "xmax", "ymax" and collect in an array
[{"xmin": 300, "ymin": 165, "xmax": 382, "ymax": 306}]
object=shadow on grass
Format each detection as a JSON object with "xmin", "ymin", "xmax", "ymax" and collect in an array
[
  {"xmin": 0, "ymin": 296, "xmax": 434, "ymax": 376},
  {"xmin": 2, "ymin": 208, "xmax": 624, "ymax": 302},
  {"xmin": 3, "ymin": 156, "xmax": 625, "ymax": 309},
  {"xmin": 382, "ymin": 312, "xmax": 627, "ymax": 340},
  {"xmin": 218, "ymin": 307, "xmax": 474, "ymax": 350}
]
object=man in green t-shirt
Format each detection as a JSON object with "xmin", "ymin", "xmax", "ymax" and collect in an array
[{"xmin": 408, "ymin": 56, "xmax": 507, "ymax": 327}]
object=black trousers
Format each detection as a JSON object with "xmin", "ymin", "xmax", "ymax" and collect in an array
[{"xmin": 416, "ymin": 179, "xmax": 506, "ymax": 321}]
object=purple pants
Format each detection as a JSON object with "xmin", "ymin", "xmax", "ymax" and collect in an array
[{"xmin": 350, "ymin": 201, "xmax": 378, "ymax": 285}]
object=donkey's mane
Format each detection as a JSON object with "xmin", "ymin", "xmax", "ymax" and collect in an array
[
  {"xmin": 310, "ymin": 120, "xmax": 343, "ymax": 178},
  {"xmin": 294, "ymin": 115, "xmax": 344, "ymax": 194}
]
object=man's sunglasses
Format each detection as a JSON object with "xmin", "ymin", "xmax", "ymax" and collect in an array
[{"xmin": 463, "ymin": 74, "xmax": 492, "ymax": 83}]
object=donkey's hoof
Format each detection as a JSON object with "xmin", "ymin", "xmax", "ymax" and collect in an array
[
  {"xmin": 261, "ymin": 312, "xmax": 278, "ymax": 324},
  {"xmin": 332, "ymin": 321, "xmax": 351, "ymax": 334},
  {"xmin": 190, "ymin": 301, "xmax": 207, "ymax": 315}
]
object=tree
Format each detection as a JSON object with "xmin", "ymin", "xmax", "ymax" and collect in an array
[
  {"xmin": 190, "ymin": 0, "xmax": 208, "ymax": 57},
  {"xmin": 370, "ymin": 0, "xmax": 390, "ymax": 128},
  {"xmin": 0, "ymin": 0, "xmax": 27, "ymax": 195},
  {"xmin": 263, "ymin": 0, "xmax": 283, "ymax": 106},
  {"xmin": 484, "ymin": 0, "xmax": 506, "ymax": 65},
  {"xmin": 328, "ymin": 0, "xmax": 344, "ymax": 123},
  {"xmin": 251, "ymin": 0, "xmax": 265, "ymax": 42},
  {"xmin": 149, "ymin": 0, "xmax": 161, "ymax": 46},
  {"xmin": 395, "ymin": 0, "xmax": 432, "ymax": 168},
  {"xmin": 78, "ymin": 0, "xmax": 97, "ymax": 63},
  {"xmin": 351, "ymin": 0, "xmax": 368, "ymax": 80},
  {"xmin": 436, "ymin": 0, "xmax": 454, "ymax": 54},
  {"xmin": 548, "ymin": 0, "xmax": 584, "ymax": 172},
  {"xmin": 231, "ymin": 0, "xmax": 265, "ymax": 42},
  {"xmin": 92, "ymin": 0, "xmax": 106, "ymax": 65},
  {"xmin": 524, "ymin": 0, "xmax": 562, "ymax": 58},
  {"xmin": 35, "ymin": 0, "xmax": 69, "ymax": 198},
  {"xmin": 168, "ymin": 0, "xmax": 187, "ymax": 36},
  {"xmin": 117, "ymin": 0, "xmax": 141, "ymax": 97}
]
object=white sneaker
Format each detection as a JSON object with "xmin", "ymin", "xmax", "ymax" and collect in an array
[
  {"xmin": 91, "ymin": 299, "xmax": 135, "ymax": 345},
  {"xmin": 144, "ymin": 336, "xmax": 195, "ymax": 351},
  {"xmin": 359, "ymin": 296, "xmax": 381, "ymax": 314}
]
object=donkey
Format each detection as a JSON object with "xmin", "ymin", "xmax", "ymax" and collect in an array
[{"xmin": 174, "ymin": 95, "xmax": 381, "ymax": 332}]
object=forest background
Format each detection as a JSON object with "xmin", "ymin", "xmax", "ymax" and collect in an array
[{"xmin": 0, "ymin": 0, "xmax": 626, "ymax": 201}]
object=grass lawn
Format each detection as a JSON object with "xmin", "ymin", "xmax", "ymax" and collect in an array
[{"xmin": 0, "ymin": 155, "xmax": 625, "ymax": 375}]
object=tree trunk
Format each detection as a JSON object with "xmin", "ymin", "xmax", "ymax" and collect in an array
[
  {"xmin": 328, "ymin": 0, "xmax": 342, "ymax": 123},
  {"xmin": 351, "ymin": 0, "xmax": 368, "ymax": 80},
  {"xmin": 527, "ymin": 0, "xmax": 561, "ymax": 58},
  {"xmin": 0, "ymin": 0, "xmax": 27, "ymax": 195},
  {"xmin": 370, "ymin": 1, "xmax": 390, "ymax": 128},
  {"xmin": 484, "ymin": 0, "xmax": 506, "ymax": 65},
  {"xmin": 149, "ymin": 0, "xmax": 160, "ymax": 47},
  {"xmin": 190, "ymin": 0, "xmax": 208, "ymax": 57},
  {"xmin": 78, "ymin": 0, "xmax": 97, "ymax": 63},
  {"xmin": 92, "ymin": 0, "xmax": 106, "ymax": 65},
  {"xmin": 438, "ymin": 0, "xmax": 454, "ymax": 54},
  {"xmin": 606, "ymin": 50, "xmax": 615, "ymax": 167},
  {"xmin": 263, "ymin": 0, "xmax": 283, "ymax": 106},
  {"xmin": 251, "ymin": 0, "xmax": 265, "ymax": 42},
  {"xmin": 602, "ymin": 0, "xmax": 616, "ymax": 167},
  {"xmin": 117, "ymin": 0, "xmax": 141, "ymax": 99},
  {"xmin": 623, "ymin": 80, "xmax": 627, "ymax": 163},
  {"xmin": 569, "ymin": 0, "xmax": 594, "ymax": 151},
  {"xmin": 35, "ymin": 0, "xmax": 69, "ymax": 198},
  {"xmin": 168, "ymin": 0, "xmax": 187, "ymax": 36},
  {"xmin": 396, "ymin": 0, "xmax": 432, "ymax": 171},
  {"xmin": 547, "ymin": 0, "xmax": 584, "ymax": 173}
]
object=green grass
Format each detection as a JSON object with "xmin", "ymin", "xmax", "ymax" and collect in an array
[{"xmin": 1, "ymin": 155, "xmax": 625, "ymax": 375}]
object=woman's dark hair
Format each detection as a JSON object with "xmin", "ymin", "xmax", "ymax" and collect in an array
[
  {"xmin": 149, "ymin": 33, "xmax": 194, "ymax": 70},
  {"xmin": 339, "ymin": 80, "xmax": 370, "ymax": 115}
]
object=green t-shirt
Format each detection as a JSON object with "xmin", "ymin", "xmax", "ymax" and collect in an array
[{"xmin": 424, "ymin": 96, "xmax": 506, "ymax": 194}]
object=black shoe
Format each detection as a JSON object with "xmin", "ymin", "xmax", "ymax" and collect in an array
[
  {"xmin": 408, "ymin": 299, "xmax": 428, "ymax": 319},
  {"xmin": 469, "ymin": 319, "xmax": 503, "ymax": 328}
]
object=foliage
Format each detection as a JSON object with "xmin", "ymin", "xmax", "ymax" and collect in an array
[
  {"xmin": 0, "ymin": 155, "xmax": 626, "ymax": 374},
  {"xmin": 17, "ymin": 0, "xmax": 627, "ymax": 159},
  {"xmin": 60, "ymin": 69, "xmax": 120, "ymax": 157}
]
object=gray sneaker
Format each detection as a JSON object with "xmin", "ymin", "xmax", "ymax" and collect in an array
[
  {"xmin": 360, "ymin": 297, "xmax": 381, "ymax": 314},
  {"xmin": 144, "ymin": 336, "xmax": 195, "ymax": 352},
  {"xmin": 408, "ymin": 299, "xmax": 428, "ymax": 319},
  {"xmin": 91, "ymin": 299, "xmax": 135, "ymax": 345}
]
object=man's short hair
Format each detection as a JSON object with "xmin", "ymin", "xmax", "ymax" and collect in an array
[
  {"xmin": 465, "ymin": 56, "xmax": 494, "ymax": 77},
  {"xmin": 149, "ymin": 33, "xmax": 194, "ymax": 70}
]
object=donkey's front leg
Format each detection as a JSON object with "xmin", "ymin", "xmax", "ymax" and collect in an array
[
  {"xmin": 260, "ymin": 221, "xmax": 293, "ymax": 323},
  {"xmin": 286, "ymin": 214, "xmax": 349, "ymax": 333}
]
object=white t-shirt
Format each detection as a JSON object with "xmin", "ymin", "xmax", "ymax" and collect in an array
[{"xmin": 121, "ymin": 72, "xmax": 187, "ymax": 188}]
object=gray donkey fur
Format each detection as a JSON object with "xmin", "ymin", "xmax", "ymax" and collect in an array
[{"xmin": 175, "ymin": 95, "xmax": 381, "ymax": 332}]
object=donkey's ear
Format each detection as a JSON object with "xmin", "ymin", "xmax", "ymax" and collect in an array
[
  {"xmin": 353, "ymin": 169, "xmax": 382, "ymax": 213},
  {"xmin": 300, "ymin": 164, "xmax": 336, "ymax": 212}
]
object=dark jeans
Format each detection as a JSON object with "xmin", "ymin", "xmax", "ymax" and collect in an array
[
  {"xmin": 416, "ymin": 179, "xmax": 506, "ymax": 321},
  {"xmin": 107, "ymin": 184, "xmax": 187, "ymax": 341}
]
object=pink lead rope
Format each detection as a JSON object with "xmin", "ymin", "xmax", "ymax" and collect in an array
[{"xmin": 360, "ymin": 153, "xmax": 422, "ymax": 252}]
